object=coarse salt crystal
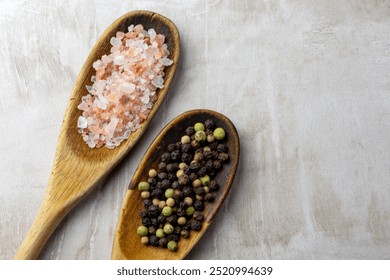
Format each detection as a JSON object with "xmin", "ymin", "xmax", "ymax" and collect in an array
[{"xmin": 77, "ymin": 116, "xmax": 88, "ymax": 129}]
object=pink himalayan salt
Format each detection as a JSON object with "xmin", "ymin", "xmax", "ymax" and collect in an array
[{"xmin": 77, "ymin": 24, "xmax": 173, "ymax": 149}]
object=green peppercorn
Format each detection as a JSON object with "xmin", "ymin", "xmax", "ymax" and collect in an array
[
  {"xmin": 167, "ymin": 241, "xmax": 178, "ymax": 251},
  {"xmin": 162, "ymin": 206, "xmax": 173, "ymax": 216},
  {"xmin": 186, "ymin": 206, "xmax": 195, "ymax": 216},
  {"xmin": 195, "ymin": 131, "xmax": 206, "ymax": 142},
  {"xmin": 200, "ymin": 175, "xmax": 210, "ymax": 186},
  {"xmin": 163, "ymin": 223, "xmax": 174, "ymax": 234},
  {"xmin": 194, "ymin": 122, "xmax": 205, "ymax": 132},
  {"xmin": 213, "ymin": 127, "xmax": 226, "ymax": 140},
  {"xmin": 165, "ymin": 188, "xmax": 174, "ymax": 198},
  {"xmin": 156, "ymin": 228, "xmax": 165, "ymax": 238},
  {"xmin": 138, "ymin": 181, "xmax": 150, "ymax": 191},
  {"xmin": 137, "ymin": 225, "xmax": 148, "ymax": 236}
]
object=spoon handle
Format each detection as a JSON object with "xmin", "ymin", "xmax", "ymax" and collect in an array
[{"xmin": 14, "ymin": 198, "xmax": 67, "ymax": 259}]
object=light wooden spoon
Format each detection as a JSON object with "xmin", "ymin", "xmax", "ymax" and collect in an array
[
  {"xmin": 112, "ymin": 109, "xmax": 240, "ymax": 259},
  {"xmin": 14, "ymin": 10, "xmax": 180, "ymax": 260}
]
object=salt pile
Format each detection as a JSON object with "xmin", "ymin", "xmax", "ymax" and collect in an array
[{"xmin": 77, "ymin": 24, "xmax": 173, "ymax": 149}]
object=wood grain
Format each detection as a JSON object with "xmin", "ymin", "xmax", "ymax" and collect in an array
[
  {"xmin": 112, "ymin": 109, "xmax": 240, "ymax": 259},
  {"xmin": 13, "ymin": 10, "xmax": 180, "ymax": 260}
]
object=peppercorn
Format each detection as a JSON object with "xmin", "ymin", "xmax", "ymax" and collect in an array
[
  {"xmin": 172, "ymin": 190, "xmax": 183, "ymax": 201},
  {"xmin": 181, "ymin": 152, "xmax": 192, "ymax": 163},
  {"xmin": 213, "ymin": 160, "xmax": 222, "ymax": 170},
  {"xmin": 210, "ymin": 141, "xmax": 219, "ymax": 150},
  {"xmin": 194, "ymin": 122, "xmax": 205, "ymax": 132},
  {"xmin": 181, "ymin": 143, "xmax": 192, "ymax": 153},
  {"xmin": 186, "ymin": 126, "xmax": 195, "ymax": 136},
  {"xmin": 186, "ymin": 206, "xmax": 195, "ymax": 216},
  {"xmin": 167, "ymin": 241, "xmax": 178, "ymax": 251},
  {"xmin": 183, "ymin": 197, "xmax": 193, "ymax": 207},
  {"xmin": 157, "ymin": 214, "xmax": 166, "ymax": 224},
  {"xmin": 176, "ymin": 169, "xmax": 184, "ymax": 177},
  {"xmin": 151, "ymin": 188, "xmax": 163, "ymax": 199},
  {"xmin": 163, "ymin": 223, "xmax": 174, "ymax": 234},
  {"xmin": 159, "ymin": 237, "xmax": 168, "ymax": 247},
  {"xmin": 167, "ymin": 172, "xmax": 175, "ymax": 180},
  {"xmin": 166, "ymin": 197, "xmax": 175, "ymax": 207},
  {"xmin": 193, "ymin": 211, "xmax": 204, "ymax": 221},
  {"xmin": 200, "ymin": 175, "xmax": 210, "ymax": 186},
  {"xmin": 183, "ymin": 222, "xmax": 191, "ymax": 231},
  {"xmin": 204, "ymin": 193, "xmax": 214, "ymax": 202},
  {"xmin": 168, "ymin": 234, "xmax": 180, "ymax": 242},
  {"xmin": 181, "ymin": 230, "xmax": 189, "ymax": 238},
  {"xmin": 195, "ymin": 131, "xmax": 206, "ymax": 142},
  {"xmin": 141, "ymin": 236, "xmax": 149, "ymax": 245},
  {"xmin": 218, "ymin": 152, "xmax": 229, "ymax": 162},
  {"xmin": 160, "ymin": 179, "xmax": 170, "ymax": 189},
  {"xmin": 217, "ymin": 144, "xmax": 227, "ymax": 152},
  {"xmin": 207, "ymin": 134, "xmax": 215, "ymax": 143},
  {"xmin": 171, "ymin": 149, "xmax": 181, "ymax": 161},
  {"xmin": 174, "ymin": 226, "xmax": 182, "ymax": 234},
  {"xmin": 213, "ymin": 127, "xmax": 226, "ymax": 140},
  {"xmin": 190, "ymin": 220, "xmax": 202, "ymax": 231},
  {"xmin": 158, "ymin": 162, "xmax": 167, "ymax": 172},
  {"xmin": 166, "ymin": 163, "xmax": 177, "ymax": 173},
  {"xmin": 137, "ymin": 225, "xmax": 148, "ymax": 236},
  {"xmin": 183, "ymin": 165, "xmax": 191, "ymax": 175},
  {"xmin": 147, "ymin": 177, "xmax": 157, "ymax": 185},
  {"xmin": 143, "ymin": 199, "xmax": 152, "ymax": 208},
  {"xmin": 204, "ymin": 119, "xmax": 215, "ymax": 130},
  {"xmin": 156, "ymin": 228, "xmax": 165, "ymax": 238},
  {"xmin": 208, "ymin": 180, "xmax": 218, "ymax": 191},
  {"xmin": 197, "ymin": 167, "xmax": 207, "ymax": 176},
  {"xmin": 189, "ymin": 161, "xmax": 201, "ymax": 170},
  {"xmin": 167, "ymin": 143, "xmax": 175, "ymax": 152},
  {"xmin": 158, "ymin": 200, "xmax": 166, "ymax": 209},
  {"xmin": 194, "ymin": 187, "xmax": 205, "ymax": 196},
  {"xmin": 166, "ymin": 214, "xmax": 178, "ymax": 225},
  {"xmin": 176, "ymin": 207, "xmax": 186, "ymax": 217},
  {"xmin": 139, "ymin": 210, "xmax": 148, "ymax": 218},
  {"xmin": 147, "ymin": 205, "xmax": 160, "ymax": 217},
  {"xmin": 171, "ymin": 181, "xmax": 180, "ymax": 190},
  {"xmin": 204, "ymin": 160, "xmax": 214, "ymax": 171},
  {"xmin": 194, "ymin": 200, "xmax": 204, "ymax": 211},
  {"xmin": 191, "ymin": 139, "xmax": 200, "ymax": 149},
  {"xmin": 165, "ymin": 188, "xmax": 174, "ymax": 198},
  {"xmin": 149, "ymin": 235, "xmax": 160, "ymax": 247},
  {"xmin": 183, "ymin": 186, "xmax": 194, "ymax": 197},
  {"xmin": 148, "ymin": 226, "xmax": 157, "ymax": 235},
  {"xmin": 195, "ymin": 194, "xmax": 203, "ymax": 201},
  {"xmin": 189, "ymin": 172, "xmax": 197, "ymax": 181},
  {"xmin": 177, "ymin": 216, "xmax": 187, "ymax": 225},
  {"xmin": 192, "ymin": 179, "xmax": 202, "ymax": 188},
  {"xmin": 141, "ymin": 191, "xmax": 150, "ymax": 199},
  {"xmin": 203, "ymin": 186, "xmax": 210, "ymax": 194},
  {"xmin": 203, "ymin": 150, "xmax": 213, "ymax": 159},
  {"xmin": 138, "ymin": 181, "xmax": 150, "ymax": 191},
  {"xmin": 161, "ymin": 152, "xmax": 172, "ymax": 163},
  {"xmin": 174, "ymin": 141, "xmax": 182, "ymax": 150},
  {"xmin": 181, "ymin": 135, "xmax": 191, "ymax": 144},
  {"xmin": 162, "ymin": 206, "xmax": 172, "ymax": 216},
  {"xmin": 178, "ymin": 174, "xmax": 190, "ymax": 185}
]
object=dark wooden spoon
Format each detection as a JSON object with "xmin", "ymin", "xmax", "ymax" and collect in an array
[
  {"xmin": 14, "ymin": 10, "xmax": 180, "ymax": 260},
  {"xmin": 112, "ymin": 109, "xmax": 240, "ymax": 259}
]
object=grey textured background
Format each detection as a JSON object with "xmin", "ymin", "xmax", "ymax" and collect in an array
[{"xmin": 1, "ymin": 0, "xmax": 389, "ymax": 259}]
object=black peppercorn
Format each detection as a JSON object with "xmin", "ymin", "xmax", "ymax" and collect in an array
[
  {"xmin": 157, "ymin": 214, "xmax": 166, "ymax": 224},
  {"xmin": 194, "ymin": 187, "xmax": 205, "ymax": 196},
  {"xmin": 204, "ymin": 193, "xmax": 214, "ymax": 202},
  {"xmin": 159, "ymin": 237, "xmax": 168, "ymax": 247},
  {"xmin": 210, "ymin": 141, "xmax": 219, "ymax": 150},
  {"xmin": 148, "ymin": 226, "xmax": 157, "ymax": 235},
  {"xmin": 161, "ymin": 152, "xmax": 171, "ymax": 163},
  {"xmin": 166, "ymin": 163, "xmax": 177, "ymax": 173},
  {"xmin": 141, "ymin": 217, "xmax": 151, "ymax": 227},
  {"xmin": 143, "ymin": 199, "xmax": 152, "ymax": 208},
  {"xmin": 167, "ymin": 172, "xmax": 176, "ymax": 180},
  {"xmin": 213, "ymin": 160, "xmax": 222, "ymax": 170},
  {"xmin": 183, "ymin": 221, "xmax": 191, "ymax": 231},
  {"xmin": 140, "ymin": 210, "xmax": 148, "ymax": 218},
  {"xmin": 167, "ymin": 143, "xmax": 175, "ymax": 152},
  {"xmin": 181, "ymin": 152, "xmax": 192, "ymax": 163},
  {"xmin": 186, "ymin": 126, "xmax": 195, "ymax": 136},
  {"xmin": 150, "ymin": 218, "xmax": 159, "ymax": 227},
  {"xmin": 193, "ymin": 200, "xmax": 204, "ymax": 211},
  {"xmin": 211, "ymin": 150, "xmax": 219, "ymax": 159},
  {"xmin": 147, "ymin": 205, "xmax": 160, "ymax": 217},
  {"xmin": 217, "ymin": 144, "xmax": 227, "ymax": 153},
  {"xmin": 193, "ymin": 211, "xmax": 204, "ymax": 221},
  {"xmin": 166, "ymin": 214, "xmax": 178, "ymax": 225},
  {"xmin": 174, "ymin": 226, "xmax": 182, "ymax": 234},
  {"xmin": 171, "ymin": 181, "xmax": 180, "ymax": 190},
  {"xmin": 197, "ymin": 167, "xmax": 207, "ymax": 176},
  {"xmin": 191, "ymin": 139, "xmax": 200, "ymax": 149},
  {"xmin": 183, "ymin": 165, "xmax": 191, "ymax": 175},
  {"xmin": 178, "ymin": 174, "xmax": 190, "ymax": 185},
  {"xmin": 183, "ymin": 186, "xmax": 194, "ymax": 197},
  {"xmin": 208, "ymin": 180, "xmax": 219, "ymax": 191},
  {"xmin": 148, "ymin": 177, "xmax": 157, "ymax": 185},
  {"xmin": 218, "ymin": 152, "xmax": 229, "ymax": 162},
  {"xmin": 160, "ymin": 179, "xmax": 170, "ymax": 189},
  {"xmin": 176, "ymin": 207, "xmax": 186, "ymax": 217},
  {"xmin": 149, "ymin": 235, "xmax": 159, "ymax": 247},
  {"xmin": 190, "ymin": 220, "xmax": 202, "ymax": 231},
  {"xmin": 204, "ymin": 119, "xmax": 215, "ymax": 130},
  {"xmin": 168, "ymin": 234, "xmax": 180, "ymax": 242},
  {"xmin": 203, "ymin": 150, "xmax": 213, "ymax": 159},
  {"xmin": 189, "ymin": 172, "xmax": 197, "ymax": 181},
  {"xmin": 175, "ymin": 141, "xmax": 182, "ymax": 150},
  {"xmin": 158, "ymin": 162, "xmax": 167, "ymax": 172},
  {"xmin": 181, "ymin": 143, "xmax": 192, "ymax": 153},
  {"xmin": 204, "ymin": 160, "xmax": 214, "ymax": 171},
  {"xmin": 173, "ymin": 190, "xmax": 183, "ymax": 201},
  {"xmin": 171, "ymin": 149, "xmax": 181, "ymax": 161},
  {"xmin": 189, "ymin": 161, "xmax": 200, "ymax": 170},
  {"xmin": 157, "ymin": 172, "xmax": 167, "ymax": 181}
]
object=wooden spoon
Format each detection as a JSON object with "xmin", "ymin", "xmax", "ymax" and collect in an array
[
  {"xmin": 112, "ymin": 109, "xmax": 240, "ymax": 259},
  {"xmin": 14, "ymin": 10, "xmax": 180, "ymax": 260}
]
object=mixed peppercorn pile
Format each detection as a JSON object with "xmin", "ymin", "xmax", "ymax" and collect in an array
[{"xmin": 136, "ymin": 119, "xmax": 229, "ymax": 251}]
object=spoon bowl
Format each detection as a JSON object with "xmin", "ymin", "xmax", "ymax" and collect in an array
[
  {"xmin": 14, "ymin": 10, "xmax": 180, "ymax": 260},
  {"xmin": 112, "ymin": 109, "xmax": 240, "ymax": 260}
]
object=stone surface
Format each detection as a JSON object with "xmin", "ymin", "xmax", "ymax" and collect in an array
[{"xmin": 0, "ymin": 0, "xmax": 389, "ymax": 259}]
